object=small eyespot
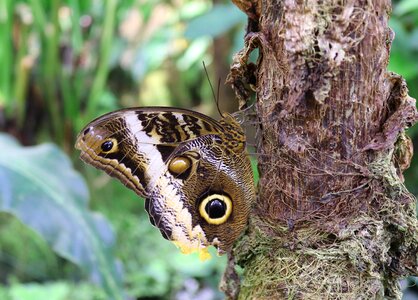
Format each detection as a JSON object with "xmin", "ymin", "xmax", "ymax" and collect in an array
[
  {"xmin": 199, "ymin": 194, "xmax": 232, "ymax": 225},
  {"xmin": 101, "ymin": 140, "xmax": 113, "ymax": 151},
  {"xmin": 100, "ymin": 138, "xmax": 118, "ymax": 153},
  {"xmin": 168, "ymin": 156, "xmax": 191, "ymax": 176}
]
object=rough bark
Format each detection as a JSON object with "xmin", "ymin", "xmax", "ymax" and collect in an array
[{"xmin": 225, "ymin": 0, "xmax": 418, "ymax": 299}]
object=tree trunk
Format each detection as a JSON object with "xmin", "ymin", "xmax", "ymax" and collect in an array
[{"xmin": 225, "ymin": 0, "xmax": 418, "ymax": 299}]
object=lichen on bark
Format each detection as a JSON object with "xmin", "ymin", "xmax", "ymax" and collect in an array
[{"xmin": 225, "ymin": 0, "xmax": 418, "ymax": 299}]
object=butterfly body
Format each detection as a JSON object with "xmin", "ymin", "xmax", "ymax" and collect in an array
[{"xmin": 76, "ymin": 107, "xmax": 255, "ymax": 259}]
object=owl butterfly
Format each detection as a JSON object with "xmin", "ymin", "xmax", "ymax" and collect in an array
[{"xmin": 75, "ymin": 107, "xmax": 255, "ymax": 260}]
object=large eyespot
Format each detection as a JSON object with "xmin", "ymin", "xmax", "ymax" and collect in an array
[
  {"xmin": 199, "ymin": 194, "xmax": 232, "ymax": 225},
  {"xmin": 168, "ymin": 156, "xmax": 191, "ymax": 177},
  {"xmin": 100, "ymin": 138, "xmax": 118, "ymax": 153}
]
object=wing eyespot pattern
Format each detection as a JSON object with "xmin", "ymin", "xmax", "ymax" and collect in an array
[
  {"xmin": 167, "ymin": 156, "xmax": 193, "ymax": 180},
  {"xmin": 168, "ymin": 156, "xmax": 191, "ymax": 175},
  {"xmin": 199, "ymin": 194, "xmax": 232, "ymax": 225},
  {"xmin": 100, "ymin": 138, "xmax": 118, "ymax": 154}
]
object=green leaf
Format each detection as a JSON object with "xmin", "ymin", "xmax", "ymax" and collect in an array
[
  {"xmin": 388, "ymin": 50, "xmax": 418, "ymax": 79},
  {"xmin": 185, "ymin": 4, "xmax": 246, "ymax": 39},
  {"xmin": 0, "ymin": 134, "xmax": 124, "ymax": 300},
  {"xmin": 9, "ymin": 282, "xmax": 70, "ymax": 300},
  {"xmin": 394, "ymin": 0, "xmax": 418, "ymax": 15},
  {"xmin": 177, "ymin": 37, "xmax": 211, "ymax": 70},
  {"xmin": 388, "ymin": 19, "xmax": 418, "ymax": 79},
  {"xmin": 2, "ymin": 281, "xmax": 107, "ymax": 300},
  {"xmin": 389, "ymin": 19, "xmax": 408, "ymax": 49}
]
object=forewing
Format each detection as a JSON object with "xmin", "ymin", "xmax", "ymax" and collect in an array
[{"xmin": 75, "ymin": 107, "xmax": 223, "ymax": 198}]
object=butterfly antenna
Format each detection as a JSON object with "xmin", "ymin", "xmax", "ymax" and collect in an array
[
  {"xmin": 216, "ymin": 77, "xmax": 222, "ymax": 116},
  {"xmin": 203, "ymin": 61, "xmax": 223, "ymax": 117}
]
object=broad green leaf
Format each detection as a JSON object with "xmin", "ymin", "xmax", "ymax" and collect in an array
[
  {"xmin": 0, "ymin": 134, "xmax": 124, "ymax": 300},
  {"xmin": 185, "ymin": 4, "xmax": 246, "ymax": 39}
]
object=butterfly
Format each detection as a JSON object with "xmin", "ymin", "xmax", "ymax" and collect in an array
[{"xmin": 75, "ymin": 107, "xmax": 255, "ymax": 260}]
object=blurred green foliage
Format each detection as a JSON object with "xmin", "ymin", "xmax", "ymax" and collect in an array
[
  {"xmin": 391, "ymin": 1, "xmax": 418, "ymax": 205},
  {"xmin": 0, "ymin": 133, "xmax": 123, "ymax": 298},
  {"xmin": 0, "ymin": 0, "xmax": 416, "ymax": 299},
  {"xmin": 0, "ymin": 281, "xmax": 107, "ymax": 300},
  {"xmin": 0, "ymin": 0, "xmax": 245, "ymax": 299},
  {"xmin": 390, "ymin": 2, "xmax": 418, "ymax": 295}
]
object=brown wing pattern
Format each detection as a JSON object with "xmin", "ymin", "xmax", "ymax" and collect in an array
[{"xmin": 75, "ymin": 107, "xmax": 255, "ymax": 259}]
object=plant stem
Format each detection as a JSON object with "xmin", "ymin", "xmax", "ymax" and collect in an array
[
  {"xmin": 85, "ymin": 0, "xmax": 117, "ymax": 122},
  {"xmin": 14, "ymin": 23, "xmax": 30, "ymax": 127},
  {"xmin": 0, "ymin": 0, "xmax": 13, "ymax": 115}
]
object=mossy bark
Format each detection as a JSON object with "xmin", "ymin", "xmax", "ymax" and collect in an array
[{"xmin": 225, "ymin": 1, "xmax": 418, "ymax": 299}]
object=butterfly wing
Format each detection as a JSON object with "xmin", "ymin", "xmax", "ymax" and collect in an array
[
  {"xmin": 146, "ymin": 135, "xmax": 254, "ymax": 258},
  {"xmin": 76, "ymin": 107, "xmax": 223, "ymax": 196},
  {"xmin": 76, "ymin": 107, "xmax": 255, "ymax": 258}
]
